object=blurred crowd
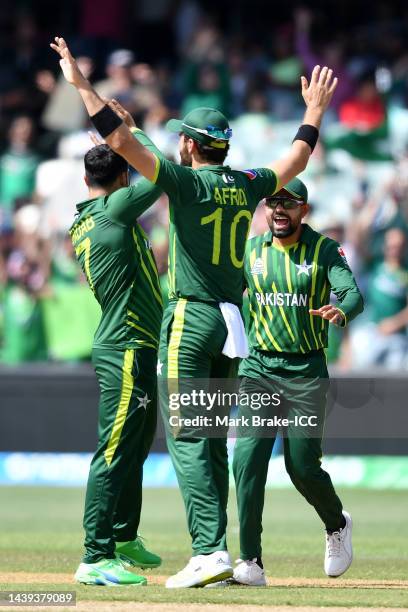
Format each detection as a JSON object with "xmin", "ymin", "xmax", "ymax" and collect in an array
[{"xmin": 1, "ymin": 0, "xmax": 408, "ymax": 369}]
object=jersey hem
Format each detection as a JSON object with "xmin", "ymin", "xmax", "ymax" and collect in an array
[{"xmin": 168, "ymin": 295, "xmax": 242, "ymax": 307}]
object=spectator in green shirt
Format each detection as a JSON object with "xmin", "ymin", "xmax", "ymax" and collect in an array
[
  {"xmin": 351, "ymin": 227, "xmax": 408, "ymax": 368},
  {"xmin": 0, "ymin": 116, "xmax": 39, "ymax": 221}
]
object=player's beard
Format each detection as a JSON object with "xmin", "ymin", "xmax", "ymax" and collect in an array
[{"xmin": 270, "ymin": 214, "xmax": 299, "ymax": 238}]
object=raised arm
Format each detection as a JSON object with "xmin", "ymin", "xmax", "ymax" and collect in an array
[
  {"xmin": 269, "ymin": 65, "xmax": 338, "ymax": 190},
  {"xmin": 50, "ymin": 37, "xmax": 158, "ymax": 181}
]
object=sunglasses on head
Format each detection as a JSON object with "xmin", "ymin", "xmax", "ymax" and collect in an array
[
  {"xmin": 206, "ymin": 124, "xmax": 233, "ymax": 139},
  {"xmin": 181, "ymin": 123, "xmax": 233, "ymax": 140},
  {"xmin": 264, "ymin": 198, "xmax": 304, "ymax": 210}
]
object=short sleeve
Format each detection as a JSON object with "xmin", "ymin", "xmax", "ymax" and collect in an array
[
  {"xmin": 131, "ymin": 127, "xmax": 196, "ymax": 201},
  {"xmin": 243, "ymin": 167, "xmax": 278, "ymax": 201},
  {"xmin": 152, "ymin": 156, "xmax": 196, "ymax": 202},
  {"xmin": 106, "ymin": 179, "xmax": 162, "ymax": 225},
  {"xmin": 130, "ymin": 128, "xmax": 162, "ymax": 157}
]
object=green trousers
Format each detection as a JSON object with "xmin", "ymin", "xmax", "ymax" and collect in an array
[
  {"xmin": 83, "ymin": 346, "xmax": 157, "ymax": 563},
  {"xmin": 158, "ymin": 298, "xmax": 237, "ymax": 555},
  {"xmin": 233, "ymin": 348, "xmax": 343, "ymax": 560}
]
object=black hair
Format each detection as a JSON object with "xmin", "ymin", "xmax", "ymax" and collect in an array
[
  {"xmin": 84, "ymin": 144, "xmax": 128, "ymax": 187},
  {"xmin": 195, "ymin": 140, "xmax": 230, "ymax": 164}
]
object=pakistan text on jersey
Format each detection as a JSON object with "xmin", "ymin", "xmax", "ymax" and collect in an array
[
  {"xmin": 255, "ymin": 292, "xmax": 308, "ymax": 307},
  {"xmin": 213, "ymin": 187, "xmax": 247, "ymax": 206},
  {"xmin": 70, "ymin": 215, "xmax": 95, "ymax": 244}
]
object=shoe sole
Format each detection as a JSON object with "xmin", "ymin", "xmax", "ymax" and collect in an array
[
  {"xmin": 75, "ymin": 576, "xmax": 147, "ymax": 587},
  {"xmin": 196, "ymin": 569, "xmax": 234, "ymax": 588},
  {"xmin": 233, "ymin": 581, "xmax": 266, "ymax": 587},
  {"xmin": 76, "ymin": 580, "xmax": 147, "ymax": 586},
  {"xmin": 206, "ymin": 581, "xmax": 266, "ymax": 588},
  {"xmin": 327, "ymin": 556, "xmax": 353, "ymax": 578},
  {"xmin": 166, "ymin": 568, "xmax": 233, "ymax": 589}
]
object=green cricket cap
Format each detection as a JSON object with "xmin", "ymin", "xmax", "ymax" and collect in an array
[
  {"xmin": 277, "ymin": 177, "xmax": 308, "ymax": 203},
  {"xmin": 166, "ymin": 107, "xmax": 232, "ymax": 149}
]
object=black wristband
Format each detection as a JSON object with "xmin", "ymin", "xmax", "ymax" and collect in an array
[
  {"xmin": 90, "ymin": 105, "xmax": 123, "ymax": 138},
  {"xmin": 292, "ymin": 124, "xmax": 319, "ymax": 152}
]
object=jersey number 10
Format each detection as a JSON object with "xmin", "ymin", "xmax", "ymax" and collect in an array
[{"xmin": 201, "ymin": 208, "xmax": 252, "ymax": 268}]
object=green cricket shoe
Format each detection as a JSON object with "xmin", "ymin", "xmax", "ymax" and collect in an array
[
  {"xmin": 74, "ymin": 557, "xmax": 147, "ymax": 586},
  {"xmin": 116, "ymin": 536, "xmax": 162, "ymax": 569}
]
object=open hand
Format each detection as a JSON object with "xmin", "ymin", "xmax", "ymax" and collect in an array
[
  {"xmin": 309, "ymin": 304, "xmax": 345, "ymax": 326},
  {"xmin": 108, "ymin": 98, "xmax": 137, "ymax": 129},
  {"xmin": 50, "ymin": 37, "xmax": 86, "ymax": 88},
  {"xmin": 301, "ymin": 65, "xmax": 338, "ymax": 112},
  {"xmin": 88, "ymin": 131, "xmax": 104, "ymax": 147}
]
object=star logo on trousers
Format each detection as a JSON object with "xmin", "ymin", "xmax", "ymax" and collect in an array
[
  {"xmin": 137, "ymin": 393, "xmax": 151, "ymax": 410},
  {"xmin": 157, "ymin": 360, "xmax": 163, "ymax": 375},
  {"xmin": 295, "ymin": 260, "xmax": 313, "ymax": 276}
]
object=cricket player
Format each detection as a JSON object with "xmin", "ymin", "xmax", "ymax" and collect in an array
[
  {"xmin": 230, "ymin": 177, "xmax": 364, "ymax": 585},
  {"xmin": 51, "ymin": 36, "xmax": 338, "ymax": 588},
  {"xmin": 70, "ymin": 143, "xmax": 163, "ymax": 586}
]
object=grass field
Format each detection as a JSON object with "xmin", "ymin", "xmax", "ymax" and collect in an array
[{"xmin": 0, "ymin": 486, "xmax": 407, "ymax": 610}]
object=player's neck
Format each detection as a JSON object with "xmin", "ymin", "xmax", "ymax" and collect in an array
[
  {"xmin": 88, "ymin": 187, "xmax": 109, "ymax": 200},
  {"xmin": 191, "ymin": 159, "xmax": 219, "ymax": 170},
  {"xmin": 272, "ymin": 224, "xmax": 303, "ymax": 248},
  {"xmin": 88, "ymin": 187, "xmax": 114, "ymax": 199},
  {"xmin": 87, "ymin": 177, "xmax": 125, "ymax": 199}
]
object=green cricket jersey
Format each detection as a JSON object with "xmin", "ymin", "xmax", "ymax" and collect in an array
[
  {"xmin": 133, "ymin": 129, "xmax": 278, "ymax": 305},
  {"xmin": 244, "ymin": 224, "xmax": 364, "ymax": 353},
  {"xmin": 70, "ymin": 179, "xmax": 163, "ymax": 350}
]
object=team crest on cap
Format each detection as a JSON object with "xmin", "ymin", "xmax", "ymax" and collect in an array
[
  {"xmin": 250, "ymin": 257, "xmax": 264, "ymax": 275},
  {"xmin": 243, "ymin": 169, "xmax": 258, "ymax": 180}
]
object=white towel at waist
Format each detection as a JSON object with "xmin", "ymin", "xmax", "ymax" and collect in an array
[{"xmin": 219, "ymin": 302, "xmax": 249, "ymax": 359}]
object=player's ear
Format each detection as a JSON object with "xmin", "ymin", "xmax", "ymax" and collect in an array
[
  {"xmin": 84, "ymin": 174, "xmax": 90, "ymax": 187},
  {"xmin": 188, "ymin": 138, "xmax": 196, "ymax": 154},
  {"xmin": 300, "ymin": 203, "xmax": 310, "ymax": 219},
  {"xmin": 116, "ymin": 171, "xmax": 127, "ymax": 188}
]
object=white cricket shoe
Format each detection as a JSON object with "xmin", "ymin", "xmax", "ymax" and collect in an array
[
  {"xmin": 232, "ymin": 558, "xmax": 266, "ymax": 586},
  {"xmin": 165, "ymin": 550, "xmax": 233, "ymax": 588},
  {"xmin": 205, "ymin": 558, "xmax": 266, "ymax": 587},
  {"xmin": 324, "ymin": 510, "xmax": 353, "ymax": 577}
]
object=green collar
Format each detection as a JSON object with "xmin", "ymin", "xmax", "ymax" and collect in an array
[
  {"xmin": 195, "ymin": 164, "xmax": 230, "ymax": 172},
  {"xmin": 76, "ymin": 197, "xmax": 100, "ymax": 212}
]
